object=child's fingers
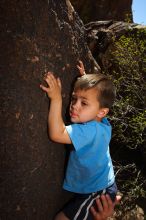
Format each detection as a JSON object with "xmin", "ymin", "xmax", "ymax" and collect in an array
[
  {"xmin": 90, "ymin": 206, "xmax": 97, "ymax": 218},
  {"xmin": 44, "ymin": 72, "xmax": 56, "ymax": 88},
  {"xmin": 57, "ymin": 77, "xmax": 62, "ymax": 88},
  {"xmin": 40, "ymin": 84, "xmax": 49, "ymax": 93},
  {"xmin": 77, "ymin": 65, "xmax": 82, "ymax": 73},
  {"xmin": 79, "ymin": 60, "xmax": 84, "ymax": 69},
  {"xmin": 77, "ymin": 64, "xmax": 83, "ymax": 70},
  {"xmin": 42, "ymin": 72, "xmax": 61, "ymax": 91},
  {"xmin": 99, "ymin": 194, "xmax": 114, "ymax": 215},
  {"xmin": 44, "ymin": 72, "xmax": 54, "ymax": 81},
  {"xmin": 77, "ymin": 65, "xmax": 85, "ymax": 76},
  {"xmin": 77, "ymin": 65, "xmax": 81, "ymax": 71},
  {"xmin": 95, "ymin": 197, "xmax": 104, "ymax": 212},
  {"xmin": 43, "ymin": 72, "xmax": 51, "ymax": 80},
  {"xmin": 90, "ymin": 206, "xmax": 103, "ymax": 220},
  {"xmin": 90, "ymin": 194, "xmax": 118, "ymax": 220},
  {"xmin": 77, "ymin": 60, "xmax": 86, "ymax": 76}
]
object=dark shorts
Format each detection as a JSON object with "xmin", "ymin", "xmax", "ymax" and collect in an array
[{"xmin": 62, "ymin": 182, "xmax": 117, "ymax": 220}]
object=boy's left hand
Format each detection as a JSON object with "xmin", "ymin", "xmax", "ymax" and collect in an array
[
  {"xmin": 77, "ymin": 60, "xmax": 86, "ymax": 76},
  {"xmin": 40, "ymin": 72, "xmax": 62, "ymax": 101}
]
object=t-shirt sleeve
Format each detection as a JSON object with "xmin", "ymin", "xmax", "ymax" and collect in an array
[{"xmin": 66, "ymin": 123, "xmax": 96, "ymax": 151}]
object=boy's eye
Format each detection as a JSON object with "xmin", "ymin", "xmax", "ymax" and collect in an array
[{"xmin": 81, "ymin": 102, "xmax": 88, "ymax": 106}]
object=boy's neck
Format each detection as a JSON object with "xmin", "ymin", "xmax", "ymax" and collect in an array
[{"xmin": 95, "ymin": 116, "xmax": 103, "ymax": 122}]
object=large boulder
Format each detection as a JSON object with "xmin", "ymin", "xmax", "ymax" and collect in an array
[
  {"xmin": 0, "ymin": 0, "xmax": 99, "ymax": 219},
  {"xmin": 71, "ymin": 0, "xmax": 133, "ymax": 23}
]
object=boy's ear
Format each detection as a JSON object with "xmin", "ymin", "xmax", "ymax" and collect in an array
[{"xmin": 97, "ymin": 108, "xmax": 109, "ymax": 118}]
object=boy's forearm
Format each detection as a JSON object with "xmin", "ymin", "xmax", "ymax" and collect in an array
[
  {"xmin": 48, "ymin": 98, "xmax": 66, "ymax": 142},
  {"xmin": 40, "ymin": 72, "xmax": 70, "ymax": 143}
]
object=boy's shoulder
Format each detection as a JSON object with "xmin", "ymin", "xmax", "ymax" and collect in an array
[
  {"xmin": 84, "ymin": 118, "xmax": 111, "ymax": 127},
  {"xmin": 66, "ymin": 118, "xmax": 111, "ymax": 136}
]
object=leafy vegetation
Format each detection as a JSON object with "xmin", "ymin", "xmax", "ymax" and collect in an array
[{"xmin": 103, "ymin": 29, "xmax": 146, "ymax": 216}]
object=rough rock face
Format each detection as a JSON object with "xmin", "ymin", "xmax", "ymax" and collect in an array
[
  {"xmin": 0, "ymin": 0, "xmax": 99, "ymax": 219},
  {"xmin": 71, "ymin": 0, "xmax": 133, "ymax": 23}
]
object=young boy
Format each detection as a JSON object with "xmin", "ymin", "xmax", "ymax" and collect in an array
[{"xmin": 40, "ymin": 62, "xmax": 117, "ymax": 220}]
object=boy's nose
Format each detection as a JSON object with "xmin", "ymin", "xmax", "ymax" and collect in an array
[{"xmin": 72, "ymin": 100, "xmax": 80, "ymax": 110}]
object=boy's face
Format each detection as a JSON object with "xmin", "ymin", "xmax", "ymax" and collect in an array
[{"xmin": 69, "ymin": 88, "xmax": 104, "ymax": 123}]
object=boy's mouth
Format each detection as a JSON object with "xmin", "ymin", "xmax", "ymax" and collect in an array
[{"xmin": 70, "ymin": 112, "xmax": 78, "ymax": 118}]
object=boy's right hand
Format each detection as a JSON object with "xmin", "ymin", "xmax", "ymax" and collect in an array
[{"xmin": 40, "ymin": 72, "xmax": 62, "ymax": 101}]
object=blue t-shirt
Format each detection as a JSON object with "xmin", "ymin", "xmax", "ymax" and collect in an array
[{"xmin": 63, "ymin": 118, "xmax": 115, "ymax": 194}]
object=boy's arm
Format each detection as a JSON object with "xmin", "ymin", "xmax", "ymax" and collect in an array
[{"xmin": 40, "ymin": 72, "xmax": 71, "ymax": 144}]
